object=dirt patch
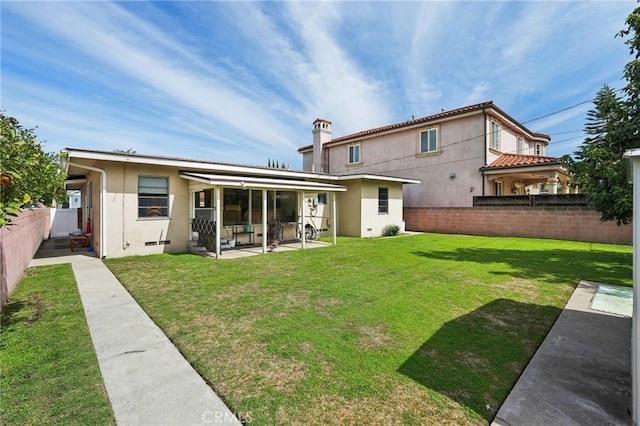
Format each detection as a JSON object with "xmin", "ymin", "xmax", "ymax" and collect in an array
[
  {"xmin": 275, "ymin": 380, "xmax": 484, "ymax": 425},
  {"xmin": 357, "ymin": 325, "xmax": 393, "ymax": 350}
]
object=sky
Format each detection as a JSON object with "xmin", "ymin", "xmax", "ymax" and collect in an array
[{"xmin": 1, "ymin": 1, "xmax": 636, "ymax": 169}]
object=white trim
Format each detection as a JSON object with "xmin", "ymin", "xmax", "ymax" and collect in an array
[
  {"xmin": 348, "ymin": 143, "xmax": 361, "ymax": 164},
  {"xmin": 418, "ymin": 126, "xmax": 439, "ymax": 154},
  {"xmin": 65, "ymin": 148, "xmax": 326, "ymax": 180},
  {"xmin": 179, "ymin": 172, "xmax": 347, "ymax": 192},
  {"xmin": 334, "ymin": 174, "xmax": 421, "ymax": 184},
  {"xmin": 67, "ymin": 161, "xmax": 107, "ymax": 258}
]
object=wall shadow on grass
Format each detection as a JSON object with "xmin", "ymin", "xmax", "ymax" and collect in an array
[
  {"xmin": 398, "ymin": 298, "xmax": 561, "ymax": 421},
  {"xmin": 411, "ymin": 248, "xmax": 631, "ymax": 286}
]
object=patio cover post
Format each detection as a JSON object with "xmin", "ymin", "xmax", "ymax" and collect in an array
[
  {"xmin": 332, "ymin": 192, "xmax": 337, "ymax": 245},
  {"xmin": 215, "ymin": 186, "xmax": 221, "ymax": 259},
  {"xmin": 299, "ymin": 191, "xmax": 305, "ymax": 249},
  {"xmin": 262, "ymin": 189, "xmax": 267, "ymax": 253}
]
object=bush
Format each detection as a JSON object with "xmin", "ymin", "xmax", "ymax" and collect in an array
[{"xmin": 382, "ymin": 224, "xmax": 400, "ymax": 236}]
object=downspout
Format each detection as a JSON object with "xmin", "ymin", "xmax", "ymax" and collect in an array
[
  {"xmin": 67, "ymin": 161, "xmax": 108, "ymax": 258},
  {"xmin": 482, "ymin": 107, "xmax": 487, "ymax": 196}
]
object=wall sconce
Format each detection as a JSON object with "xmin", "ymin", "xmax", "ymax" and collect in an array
[
  {"xmin": 469, "ymin": 186, "xmax": 474, "ymax": 192},
  {"xmin": 449, "ymin": 172, "xmax": 456, "ymax": 179}
]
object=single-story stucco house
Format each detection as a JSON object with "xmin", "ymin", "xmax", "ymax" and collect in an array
[{"xmin": 61, "ymin": 148, "xmax": 419, "ymax": 259}]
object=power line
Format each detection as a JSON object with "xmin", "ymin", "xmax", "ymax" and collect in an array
[{"xmin": 330, "ymin": 95, "xmax": 604, "ymax": 175}]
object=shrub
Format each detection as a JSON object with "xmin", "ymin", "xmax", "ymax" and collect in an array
[{"xmin": 382, "ymin": 224, "xmax": 400, "ymax": 236}]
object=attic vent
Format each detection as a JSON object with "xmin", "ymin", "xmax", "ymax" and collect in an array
[
  {"xmin": 145, "ymin": 241, "xmax": 158, "ymax": 246},
  {"xmin": 159, "ymin": 240, "xmax": 171, "ymax": 245}
]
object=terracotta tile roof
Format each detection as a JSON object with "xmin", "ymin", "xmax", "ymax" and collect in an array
[
  {"xmin": 484, "ymin": 153, "xmax": 562, "ymax": 170},
  {"xmin": 298, "ymin": 101, "xmax": 550, "ymax": 152}
]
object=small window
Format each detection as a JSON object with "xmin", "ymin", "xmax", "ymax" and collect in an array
[
  {"xmin": 494, "ymin": 181, "xmax": 503, "ymax": 196},
  {"xmin": 491, "ymin": 121, "xmax": 501, "ymax": 150},
  {"xmin": 378, "ymin": 187, "xmax": 389, "ymax": 214},
  {"xmin": 348, "ymin": 144, "xmax": 360, "ymax": 164},
  {"xmin": 517, "ymin": 136, "xmax": 525, "ymax": 155},
  {"xmin": 138, "ymin": 176, "xmax": 169, "ymax": 218},
  {"xmin": 419, "ymin": 127, "xmax": 438, "ymax": 153},
  {"xmin": 535, "ymin": 143, "xmax": 544, "ymax": 156},
  {"xmin": 317, "ymin": 193, "xmax": 327, "ymax": 204}
]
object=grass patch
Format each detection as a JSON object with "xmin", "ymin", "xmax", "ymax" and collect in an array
[
  {"xmin": 0, "ymin": 264, "xmax": 114, "ymax": 425},
  {"xmin": 105, "ymin": 233, "xmax": 632, "ymax": 424}
]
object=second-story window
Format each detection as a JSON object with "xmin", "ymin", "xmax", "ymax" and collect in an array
[
  {"xmin": 517, "ymin": 136, "xmax": 525, "ymax": 155},
  {"xmin": 419, "ymin": 127, "xmax": 438, "ymax": 153},
  {"xmin": 491, "ymin": 121, "xmax": 501, "ymax": 150},
  {"xmin": 348, "ymin": 144, "xmax": 361, "ymax": 164},
  {"xmin": 535, "ymin": 143, "xmax": 544, "ymax": 156}
]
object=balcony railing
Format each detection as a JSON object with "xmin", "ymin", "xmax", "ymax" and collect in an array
[{"xmin": 473, "ymin": 194, "xmax": 588, "ymax": 207}]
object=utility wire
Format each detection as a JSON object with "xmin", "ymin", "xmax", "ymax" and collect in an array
[{"xmin": 332, "ymin": 94, "xmax": 609, "ymax": 175}]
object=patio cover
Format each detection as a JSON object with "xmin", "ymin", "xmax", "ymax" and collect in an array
[
  {"xmin": 180, "ymin": 171, "xmax": 345, "ymax": 258},
  {"xmin": 179, "ymin": 172, "xmax": 347, "ymax": 192}
]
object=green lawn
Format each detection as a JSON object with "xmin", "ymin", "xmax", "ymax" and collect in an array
[
  {"xmin": 105, "ymin": 233, "xmax": 632, "ymax": 425},
  {"xmin": 0, "ymin": 264, "xmax": 114, "ymax": 425}
]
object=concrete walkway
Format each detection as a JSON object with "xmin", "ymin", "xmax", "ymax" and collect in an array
[
  {"xmin": 30, "ymin": 254, "xmax": 240, "ymax": 425},
  {"xmin": 492, "ymin": 280, "xmax": 632, "ymax": 426}
]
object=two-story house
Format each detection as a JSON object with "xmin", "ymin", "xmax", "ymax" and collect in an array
[{"xmin": 298, "ymin": 101, "xmax": 571, "ymax": 207}]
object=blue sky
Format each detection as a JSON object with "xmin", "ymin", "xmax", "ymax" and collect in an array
[{"xmin": 1, "ymin": 1, "xmax": 635, "ymax": 169}]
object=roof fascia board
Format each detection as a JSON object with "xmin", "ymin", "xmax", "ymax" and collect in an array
[
  {"xmin": 180, "ymin": 173, "xmax": 347, "ymax": 192},
  {"xmin": 334, "ymin": 174, "xmax": 421, "ymax": 184},
  {"xmin": 481, "ymin": 164, "xmax": 566, "ymax": 175},
  {"xmin": 65, "ymin": 149, "xmax": 324, "ymax": 180}
]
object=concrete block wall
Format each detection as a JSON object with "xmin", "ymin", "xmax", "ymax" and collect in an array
[
  {"xmin": 1, "ymin": 208, "xmax": 51, "ymax": 307},
  {"xmin": 404, "ymin": 207, "xmax": 632, "ymax": 245}
]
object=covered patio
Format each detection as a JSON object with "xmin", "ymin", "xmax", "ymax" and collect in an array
[
  {"xmin": 180, "ymin": 172, "xmax": 347, "ymax": 259},
  {"xmin": 480, "ymin": 153, "xmax": 572, "ymax": 196}
]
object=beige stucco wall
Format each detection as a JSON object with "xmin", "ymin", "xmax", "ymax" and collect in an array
[
  {"xmin": 336, "ymin": 179, "xmax": 404, "ymax": 237},
  {"xmin": 325, "ymin": 115, "xmax": 486, "ymax": 207},
  {"xmin": 72, "ymin": 159, "xmax": 190, "ymax": 258},
  {"xmin": 104, "ymin": 162, "xmax": 189, "ymax": 257},
  {"xmin": 336, "ymin": 180, "xmax": 362, "ymax": 237}
]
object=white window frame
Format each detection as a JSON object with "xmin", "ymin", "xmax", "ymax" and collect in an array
[
  {"xmin": 517, "ymin": 136, "xmax": 525, "ymax": 155},
  {"xmin": 535, "ymin": 143, "xmax": 544, "ymax": 156},
  {"xmin": 348, "ymin": 143, "xmax": 361, "ymax": 164},
  {"xmin": 418, "ymin": 127, "xmax": 439, "ymax": 154},
  {"xmin": 138, "ymin": 175, "xmax": 169, "ymax": 218},
  {"xmin": 490, "ymin": 121, "xmax": 501, "ymax": 150}
]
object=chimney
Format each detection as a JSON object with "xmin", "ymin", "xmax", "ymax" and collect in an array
[{"xmin": 312, "ymin": 118, "xmax": 331, "ymax": 173}]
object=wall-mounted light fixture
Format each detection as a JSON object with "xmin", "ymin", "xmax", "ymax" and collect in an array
[
  {"xmin": 449, "ymin": 172, "xmax": 456, "ymax": 179},
  {"xmin": 469, "ymin": 186, "xmax": 474, "ymax": 192}
]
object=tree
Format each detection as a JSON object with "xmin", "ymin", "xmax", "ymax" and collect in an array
[
  {"xmin": 563, "ymin": 85, "xmax": 633, "ymax": 224},
  {"xmin": 0, "ymin": 112, "xmax": 66, "ymax": 227},
  {"xmin": 563, "ymin": 7, "xmax": 640, "ymax": 225}
]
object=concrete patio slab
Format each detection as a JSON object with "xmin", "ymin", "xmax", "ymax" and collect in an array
[{"xmin": 492, "ymin": 280, "xmax": 632, "ymax": 426}]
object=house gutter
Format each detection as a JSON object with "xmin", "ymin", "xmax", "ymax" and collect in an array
[{"xmin": 67, "ymin": 161, "xmax": 108, "ymax": 259}]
